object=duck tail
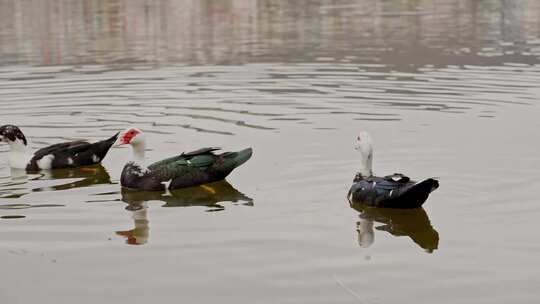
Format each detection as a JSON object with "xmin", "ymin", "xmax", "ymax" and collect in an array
[
  {"xmin": 400, "ymin": 178, "xmax": 439, "ymax": 208},
  {"xmin": 222, "ymin": 148, "xmax": 253, "ymax": 168},
  {"xmin": 95, "ymin": 132, "xmax": 120, "ymax": 158},
  {"xmin": 105, "ymin": 132, "xmax": 120, "ymax": 146},
  {"xmin": 233, "ymin": 148, "xmax": 253, "ymax": 167},
  {"xmin": 411, "ymin": 178, "xmax": 439, "ymax": 195}
]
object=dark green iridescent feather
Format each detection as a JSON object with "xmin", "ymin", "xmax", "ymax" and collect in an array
[{"xmin": 121, "ymin": 147, "xmax": 253, "ymax": 190}]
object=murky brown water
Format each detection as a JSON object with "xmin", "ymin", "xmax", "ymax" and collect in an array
[{"xmin": 1, "ymin": 1, "xmax": 540, "ymax": 303}]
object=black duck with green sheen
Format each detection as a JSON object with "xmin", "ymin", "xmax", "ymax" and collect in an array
[{"xmin": 114, "ymin": 128, "xmax": 252, "ymax": 191}]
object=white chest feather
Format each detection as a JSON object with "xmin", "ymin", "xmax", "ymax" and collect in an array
[
  {"xmin": 8, "ymin": 150, "xmax": 32, "ymax": 169},
  {"xmin": 127, "ymin": 161, "xmax": 149, "ymax": 177},
  {"xmin": 5, "ymin": 139, "xmax": 32, "ymax": 169}
]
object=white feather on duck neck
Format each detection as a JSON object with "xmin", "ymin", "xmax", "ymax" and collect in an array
[
  {"xmin": 6, "ymin": 137, "xmax": 32, "ymax": 169},
  {"xmin": 131, "ymin": 136, "xmax": 146, "ymax": 166},
  {"xmin": 354, "ymin": 131, "xmax": 373, "ymax": 177}
]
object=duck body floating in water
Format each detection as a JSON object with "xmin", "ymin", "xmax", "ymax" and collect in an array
[
  {"xmin": 0, "ymin": 124, "xmax": 118, "ymax": 171},
  {"xmin": 114, "ymin": 127, "xmax": 253, "ymax": 191},
  {"xmin": 348, "ymin": 131, "xmax": 439, "ymax": 209}
]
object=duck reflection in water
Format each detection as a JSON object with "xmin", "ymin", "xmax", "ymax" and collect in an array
[
  {"xmin": 35, "ymin": 164, "xmax": 112, "ymax": 191},
  {"xmin": 6, "ymin": 164, "xmax": 112, "ymax": 195},
  {"xmin": 350, "ymin": 201, "xmax": 439, "ymax": 253},
  {"xmin": 116, "ymin": 201, "xmax": 149, "ymax": 245},
  {"xmin": 116, "ymin": 180, "xmax": 253, "ymax": 245}
]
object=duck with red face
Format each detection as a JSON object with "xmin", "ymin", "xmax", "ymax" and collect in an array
[{"xmin": 113, "ymin": 127, "xmax": 253, "ymax": 191}]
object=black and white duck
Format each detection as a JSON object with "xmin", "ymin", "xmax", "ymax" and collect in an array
[
  {"xmin": 347, "ymin": 131, "xmax": 439, "ymax": 209},
  {"xmin": 113, "ymin": 127, "xmax": 253, "ymax": 191},
  {"xmin": 0, "ymin": 125, "xmax": 118, "ymax": 171}
]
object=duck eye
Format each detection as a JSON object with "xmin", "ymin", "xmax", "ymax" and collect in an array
[{"xmin": 357, "ymin": 136, "xmax": 361, "ymax": 141}]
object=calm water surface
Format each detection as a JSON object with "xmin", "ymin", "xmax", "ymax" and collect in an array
[{"xmin": 1, "ymin": 1, "xmax": 540, "ymax": 303}]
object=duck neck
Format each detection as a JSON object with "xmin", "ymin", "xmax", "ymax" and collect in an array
[
  {"xmin": 359, "ymin": 152, "xmax": 373, "ymax": 177},
  {"xmin": 131, "ymin": 141, "xmax": 146, "ymax": 167},
  {"xmin": 7, "ymin": 139, "xmax": 32, "ymax": 169}
]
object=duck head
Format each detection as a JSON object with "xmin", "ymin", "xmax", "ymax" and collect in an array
[
  {"xmin": 113, "ymin": 127, "xmax": 145, "ymax": 147},
  {"xmin": 0, "ymin": 125, "xmax": 28, "ymax": 147},
  {"xmin": 0, "ymin": 125, "xmax": 32, "ymax": 169},
  {"xmin": 354, "ymin": 131, "xmax": 373, "ymax": 177},
  {"xmin": 114, "ymin": 127, "xmax": 146, "ymax": 163}
]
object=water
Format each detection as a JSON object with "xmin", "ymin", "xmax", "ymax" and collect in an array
[{"xmin": 1, "ymin": 1, "xmax": 540, "ymax": 303}]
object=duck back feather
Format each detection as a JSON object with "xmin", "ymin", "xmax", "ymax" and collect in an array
[{"xmin": 348, "ymin": 173, "xmax": 439, "ymax": 209}]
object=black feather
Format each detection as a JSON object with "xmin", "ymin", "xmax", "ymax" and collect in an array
[
  {"xmin": 349, "ymin": 174, "xmax": 439, "ymax": 209},
  {"xmin": 26, "ymin": 132, "xmax": 119, "ymax": 171},
  {"xmin": 181, "ymin": 147, "xmax": 221, "ymax": 157}
]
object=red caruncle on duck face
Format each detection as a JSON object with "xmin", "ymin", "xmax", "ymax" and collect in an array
[
  {"xmin": 115, "ymin": 128, "xmax": 141, "ymax": 146},
  {"xmin": 122, "ymin": 128, "xmax": 140, "ymax": 144}
]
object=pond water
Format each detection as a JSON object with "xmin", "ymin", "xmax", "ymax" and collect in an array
[{"xmin": 1, "ymin": 1, "xmax": 540, "ymax": 303}]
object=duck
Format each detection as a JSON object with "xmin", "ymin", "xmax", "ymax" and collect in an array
[
  {"xmin": 0, "ymin": 124, "xmax": 118, "ymax": 171},
  {"xmin": 347, "ymin": 131, "xmax": 439, "ymax": 208},
  {"xmin": 113, "ymin": 127, "xmax": 253, "ymax": 191}
]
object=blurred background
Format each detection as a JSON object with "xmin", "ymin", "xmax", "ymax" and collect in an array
[{"xmin": 2, "ymin": 0, "xmax": 540, "ymax": 67}]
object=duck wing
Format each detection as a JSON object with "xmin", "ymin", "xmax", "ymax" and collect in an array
[
  {"xmin": 145, "ymin": 147, "xmax": 221, "ymax": 187},
  {"xmin": 147, "ymin": 147, "xmax": 221, "ymax": 171},
  {"xmin": 144, "ymin": 147, "xmax": 252, "ymax": 190},
  {"xmin": 349, "ymin": 173, "xmax": 438, "ymax": 208}
]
